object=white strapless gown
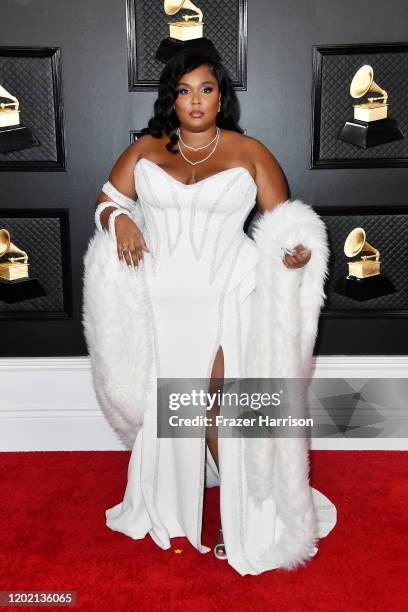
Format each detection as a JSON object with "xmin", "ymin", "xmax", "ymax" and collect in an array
[{"xmin": 105, "ymin": 157, "xmax": 337, "ymax": 576}]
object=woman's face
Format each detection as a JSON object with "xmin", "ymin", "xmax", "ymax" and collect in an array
[{"xmin": 174, "ymin": 64, "xmax": 221, "ymax": 131}]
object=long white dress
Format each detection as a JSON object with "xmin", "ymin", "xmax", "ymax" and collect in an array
[{"xmin": 105, "ymin": 157, "xmax": 337, "ymax": 576}]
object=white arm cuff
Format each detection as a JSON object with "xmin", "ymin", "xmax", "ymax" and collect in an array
[
  {"xmin": 108, "ymin": 208, "xmax": 132, "ymax": 242},
  {"xmin": 95, "ymin": 201, "xmax": 121, "ymax": 232},
  {"xmin": 102, "ymin": 181, "xmax": 137, "ymax": 211}
]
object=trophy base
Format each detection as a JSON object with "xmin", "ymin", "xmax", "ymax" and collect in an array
[
  {"xmin": 0, "ymin": 124, "xmax": 40, "ymax": 153},
  {"xmin": 155, "ymin": 37, "xmax": 220, "ymax": 63},
  {"xmin": 334, "ymin": 274, "xmax": 396, "ymax": 301},
  {"xmin": 0, "ymin": 277, "xmax": 45, "ymax": 304},
  {"xmin": 338, "ymin": 118, "xmax": 404, "ymax": 148}
]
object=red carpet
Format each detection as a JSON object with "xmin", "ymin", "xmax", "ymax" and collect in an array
[{"xmin": 0, "ymin": 450, "xmax": 406, "ymax": 611}]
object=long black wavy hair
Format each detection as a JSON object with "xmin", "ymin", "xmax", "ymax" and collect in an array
[{"xmin": 138, "ymin": 47, "xmax": 244, "ymax": 153}]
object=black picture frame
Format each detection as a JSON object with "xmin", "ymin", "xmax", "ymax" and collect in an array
[
  {"xmin": 0, "ymin": 208, "xmax": 72, "ymax": 320},
  {"xmin": 0, "ymin": 46, "xmax": 66, "ymax": 171},
  {"xmin": 126, "ymin": 0, "xmax": 248, "ymax": 91},
  {"xmin": 311, "ymin": 42, "xmax": 408, "ymax": 169},
  {"xmin": 130, "ymin": 129, "xmax": 142, "ymax": 143},
  {"xmin": 316, "ymin": 205, "xmax": 408, "ymax": 318}
]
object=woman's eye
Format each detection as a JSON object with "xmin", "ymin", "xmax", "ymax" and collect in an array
[{"xmin": 177, "ymin": 87, "xmax": 214, "ymax": 94}]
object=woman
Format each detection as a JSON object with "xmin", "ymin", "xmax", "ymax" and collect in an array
[{"xmin": 90, "ymin": 44, "xmax": 336, "ymax": 575}]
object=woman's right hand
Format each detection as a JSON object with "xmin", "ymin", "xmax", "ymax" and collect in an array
[{"xmin": 115, "ymin": 214, "xmax": 150, "ymax": 267}]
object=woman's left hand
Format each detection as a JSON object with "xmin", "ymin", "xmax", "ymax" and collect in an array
[{"xmin": 282, "ymin": 244, "xmax": 311, "ymax": 269}]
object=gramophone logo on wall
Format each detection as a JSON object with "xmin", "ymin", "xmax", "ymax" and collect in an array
[
  {"xmin": 0, "ymin": 228, "xmax": 45, "ymax": 303},
  {"xmin": 155, "ymin": 1, "xmax": 222, "ymax": 65},
  {"xmin": 314, "ymin": 205, "xmax": 408, "ymax": 319},
  {"xmin": 338, "ymin": 65, "xmax": 404, "ymax": 148},
  {"xmin": 0, "ymin": 209, "xmax": 72, "ymax": 320},
  {"xmin": 0, "ymin": 83, "xmax": 40, "ymax": 153},
  {"xmin": 311, "ymin": 42, "xmax": 408, "ymax": 168},
  {"xmin": 166, "ymin": 0, "xmax": 203, "ymax": 40},
  {"xmin": 334, "ymin": 227, "xmax": 396, "ymax": 301},
  {"xmin": 0, "ymin": 47, "xmax": 66, "ymax": 171},
  {"xmin": 126, "ymin": 0, "xmax": 247, "ymax": 90}
]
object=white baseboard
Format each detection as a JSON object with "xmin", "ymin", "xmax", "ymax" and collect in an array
[{"xmin": 0, "ymin": 356, "xmax": 407, "ymax": 451}]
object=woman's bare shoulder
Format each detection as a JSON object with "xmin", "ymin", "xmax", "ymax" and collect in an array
[
  {"xmin": 121, "ymin": 133, "xmax": 154, "ymax": 160},
  {"xmin": 240, "ymin": 134, "xmax": 279, "ymax": 164},
  {"xmin": 224, "ymin": 130, "xmax": 284, "ymax": 179},
  {"xmin": 109, "ymin": 133, "xmax": 161, "ymax": 175},
  {"xmin": 96, "ymin": 134, "xmax": 156, "ymax": 201},
  {"xmin": 244, "ymin": 135, "xmax": 285, "ymax": 178},
  {"xmin": 231, "ymin": 133, "xmax": 288, "ymax": 210}
]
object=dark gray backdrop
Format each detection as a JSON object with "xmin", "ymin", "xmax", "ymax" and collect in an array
[{"xmin": 1, "ymin": 0, "xmax": 407, "ymax": 356}]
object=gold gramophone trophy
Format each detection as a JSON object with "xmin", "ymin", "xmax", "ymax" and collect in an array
[
  {"xmin": 0, "ymin": 228, "xmax": 29, "ymax": 280},
  {"xmin": 338, "ymin": 65, "xmax": 404, "ymax": 148},
  {"xmin": 334, "ymin": 227, "xmax": 396, "ymax": 301},
  {"xmin": 166, "ymin": 0, "xmax": 203, "ymax": 40},
  {"xmin": 0, "ymin": 83, "xmax": 39, "ymax": 153},
  {"xmin": 155, "ymin": 0, "xmax": 219, "ymax": 63},
  {"xmin": 0, "ymin": 228, "xmax": 45, "ymax": 304}
]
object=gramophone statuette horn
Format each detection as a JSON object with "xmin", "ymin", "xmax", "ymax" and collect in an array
[
  {"xmin": 338, "ymin": 64, "xmax": 404, "ymax": 148},
  {"xmin": 334, "ymin": 226, "xmax": 396, "ymax": 301},
  {"xmin": 164, "ymin": 0, "xmax": 204, "ymax": 41},
  {"xmin": 0, "ymin": 228, "xmax": 29, "ymax": 281},
  {"xmin": 350, "ymin": 65, "xmax": 388, "ymax": 122},
  {"xmin": 344, "ymin": 227, "xmax": 380, "ymax": 279}
]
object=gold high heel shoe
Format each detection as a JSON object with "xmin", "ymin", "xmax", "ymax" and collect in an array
[{"xmin": 213, "ymin": 528, "xmax": 227, "ymax": 560}]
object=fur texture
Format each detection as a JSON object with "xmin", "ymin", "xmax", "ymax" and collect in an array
[
  {"xmin": 82, "ymin": 198, "xmax": 330, "ymax": 569},
  {"xmin": 82, "ymin": 207, "xmax": 156, "ymax": 449},
  {"xmin": 243, "ymin": 199, "xmax": 330, "ymax": 568}
]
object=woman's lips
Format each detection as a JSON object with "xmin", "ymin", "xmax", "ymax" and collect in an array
[{"xmin": 190, "ymin": 111, "xmax": 204, "ymax": 118}]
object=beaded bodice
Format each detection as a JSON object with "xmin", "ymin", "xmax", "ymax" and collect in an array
[{"xmin": 134, "ymin": 157, "xmax": 259, "ymax": 294}]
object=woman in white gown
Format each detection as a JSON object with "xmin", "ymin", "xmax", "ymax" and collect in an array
[{"xmin": 95, "ymin": 43, "xmax": 336, "ymax": 576}]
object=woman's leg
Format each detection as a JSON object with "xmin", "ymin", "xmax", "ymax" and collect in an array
[{"xmin": 206, "ymin": 345, "xmax": 225, "ymax": 554}]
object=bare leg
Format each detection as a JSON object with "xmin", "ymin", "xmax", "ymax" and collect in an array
[{"xmin": 206, "ymin": 345, "xmax": 225, "ymax": 555}]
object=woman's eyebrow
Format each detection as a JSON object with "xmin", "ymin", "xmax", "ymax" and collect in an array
[{"xmin": 177, "ymin": 80, "xmax": 215, "ymax": 86}]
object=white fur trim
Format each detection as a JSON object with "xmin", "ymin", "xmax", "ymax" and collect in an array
[
  {"xmin": 82, "ymin": 222, "xmax": 155, "ymax": 449},
  {"xmin": 241, "ymin": 199, "xmax": 329, "ymax": 568}
]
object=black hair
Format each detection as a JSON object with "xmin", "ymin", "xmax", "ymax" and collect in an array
[{"xmin": 138, "ymin": 48, "xmax": 244, "ymax": 153}]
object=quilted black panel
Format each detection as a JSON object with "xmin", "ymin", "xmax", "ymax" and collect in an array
[
  {"xmin": 0, "ymin": 48, "xmax": 65, "ymax": 169},
  {"xmin": 0, "ymin": 215, "xmax": 66, "ymax": 313},
  {"xmin": 128, "ymin": 0, "xmax": 246, "ymax": 88},
  {"xmin": 322, "ymin": 211, "xmax": 408, "ymax": 312},
  {"xmin": 316, "ymin": 47, "xmax": 408, "ymax": 161}
]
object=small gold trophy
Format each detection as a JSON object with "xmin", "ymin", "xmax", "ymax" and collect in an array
[
  {"xmin": 334, "ymin": 226, "xmax": 396, "ymax": 301},
  {"xmin": 344, "ymin": 227, "xmax": 381, "ymax": 279},
  {"xmin": 155, "ymin": 0, "xmax": 220, "ymax": 63},
  {"xmin": 0, "ymin": 83, "xmax": 40, "ymax": 153},
  {"xmin": 338, "ymin": 65, "xmax": 404, "ymax": 148},
  {"xmin": 166, "ymin": 0, "xmax": 203, "ymax": 41},
  {"xmin": 0, "ymin": 228, "xmax": 45, "ymax": 304},
  {"xmin": 0, "ymin": 229, "xmax": 29, "ymax": 280}
]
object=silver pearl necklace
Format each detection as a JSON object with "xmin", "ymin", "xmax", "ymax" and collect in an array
[
  {"xmin": 177, "ymin": 126, "xmax": 220, "ymax": 151},
  {"xmin": 177, "ymin": 127, "xmax": 221, "ymax": 183}
]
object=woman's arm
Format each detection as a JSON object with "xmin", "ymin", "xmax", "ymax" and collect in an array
[
  {"xmin": 96, "ymin": 137, "xmax": 146, "ymax": 230},
  {"xmin": 95, "ymin": 137, "xmax": 150, "ymax": 266},
  {"xmin": 248, "ymin": 138, "xmax": 288, "ymax": 213},
  {"xmin": 248, "ymin": 138, "xmax": 311, "ymax": 269}
]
